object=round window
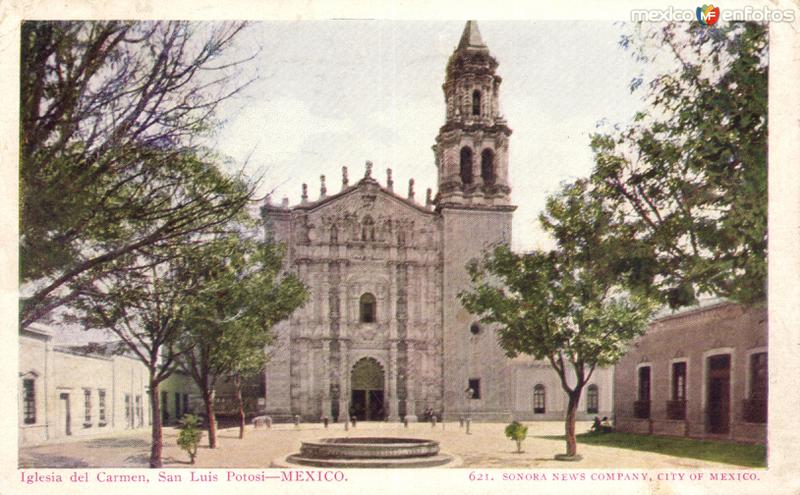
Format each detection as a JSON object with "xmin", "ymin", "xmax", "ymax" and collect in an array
[{"xmin": 470, "ymin": 323, "xmax": 481, "ymax": 335}]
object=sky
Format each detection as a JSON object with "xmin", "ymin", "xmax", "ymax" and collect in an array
[{"xmin": 212, "ymin": 21, "xmax": 658, "ymax": 251}]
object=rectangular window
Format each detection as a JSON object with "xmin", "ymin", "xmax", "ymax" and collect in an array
[
  {"xmin": 468, "ymin": 379, "xmax": 481, "ymax": 400},
  {"xmin": 744, "ymin": 352, "xmax": 767, "ymax": 423},
  {"xmin": 183, "ymin": 394, "xmax": 189, "ymax": 415},
  {"xmin": 83, "ymin": 389, "xmax": 92, "ymax": 426},
  {"xmin": 635, "ymin": 366, "xmax": 651, "ymax": 419},
  {"xmin": 667, "ymin": 362, "xmax": 687, "ymax": 420},
  {"xmin": 22, "ymin": 379, "xmax": 36, "ymax": 424},
  {"xmin": 161, "ymin": 391, "xmax": 169, "ymax": 423},
  {"xmin": 638, "ymin": 366, "xmax": 651, "ymax": 401},
  {"xmin": 175, "ymin": 392, "xmax": 182, "ymax": 420},
  {"xmin": 135, "ymin": 395, "xmax": 142, "ymax": 427},
  {"xmin": 533, "ymin": 385, "xmax": 546, "ymax": 414},
  {"xmin": 750, "ymin": 352, "xmax": 767, "ymax": 400},
  {"xmin": 98, "ymin": 390, "xmax": 106, "ymax": 425},
  {"xmin": 586, "ymin": 385, "xmax": 599, "ymax": 414},
  {"xmin": 672, "ymin": 362, "xmax": 687, "ymax": 400},
  {"xmin": 124, "ymin": 394, "xmax": 131, "ymax": 428}
]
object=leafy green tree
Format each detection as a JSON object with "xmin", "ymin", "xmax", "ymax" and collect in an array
[
  {"xmin": 179, "ymin": 234, "xmax": 307, "ymax": 448},
  {"xmin": 589, "ymin": 22, "xmax": 767, "ymax": 308},
  {"xmin": 504, "ymin": 421, "xmax": 529, "ymax": 454},
  {"xmin": 177, "ymin": 414, "xmax": 203, "ymax": 465},
  {"xmin": 460, "ymin": 181, "xmax": 656, "ymax": 459},
  {"xmin": 73, "ymin": 242, "xmax": 206, "ymax": 468},
  {"xmin": 20, "ymin": 21, "xmax": 255, "ymax": 327}
]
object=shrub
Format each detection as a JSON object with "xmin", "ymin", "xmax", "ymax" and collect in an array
[
  {"xmin": 177, "ymin": 414, "xmax": 203, "ymax": 464},
  {"xmin": 505, "ymin": 421, "xmax": 529, "ymax": 454}
]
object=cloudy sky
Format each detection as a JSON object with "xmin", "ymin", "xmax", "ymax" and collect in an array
[{"xmin": 211, "ymin": 20, "xmax": 664, "ymax": 251}]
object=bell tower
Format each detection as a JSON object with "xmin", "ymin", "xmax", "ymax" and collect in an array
[
  {"xmin": 437, "ymin": 21, "xmax": 516, "ymax": 421},
  {"xmin": 434, "ymin": 20, "xmax": 512, "ymax": 207}
]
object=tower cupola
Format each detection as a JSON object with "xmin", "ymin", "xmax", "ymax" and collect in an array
[{"xmin": 433, "ymin": 20, "xmax": 512, "ymax": 208}]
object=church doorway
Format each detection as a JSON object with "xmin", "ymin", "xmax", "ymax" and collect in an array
[{"xmin": 350, "ymin": 357, "xmax": 385, "ymax": 421}]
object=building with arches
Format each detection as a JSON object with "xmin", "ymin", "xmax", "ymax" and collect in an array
[{"xmin": 260, "ymin": 21, "xmax": 613, "ymax": 422}]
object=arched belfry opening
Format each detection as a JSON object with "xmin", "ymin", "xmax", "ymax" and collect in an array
[
  {"xmin": 481, "ymin": 148, "xmax": 495, "ymax": 185},
  {"xmin": 460, "ymin": 147, "xmax": 473, "ymax": 185},
  {"xmin": 472, "ymin": 90, "xmax": 481, "ymax": 116},
  {"xmin": 350, "ymin": 357, "xmax": 385, "ymax": 421}
]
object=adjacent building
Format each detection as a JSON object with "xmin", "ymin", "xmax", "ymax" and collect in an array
[
  {"xmin": 614, "ymin": 301, "xmax": 767, "ymax": 443},
  {"xmin": 18, "ymin": 324, "xmax": 197, "ymax": 446}
]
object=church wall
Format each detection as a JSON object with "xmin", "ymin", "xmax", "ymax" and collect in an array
[{"xmin": 440, "ymin": 207, "xmax": 514, "ymax": 421}]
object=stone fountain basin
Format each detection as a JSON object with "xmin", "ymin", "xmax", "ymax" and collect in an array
[{"xmin": 299, "ymin": 437, "xmax": 440, "ymax": 459}]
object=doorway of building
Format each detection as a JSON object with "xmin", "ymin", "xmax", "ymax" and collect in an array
[
  {"xmin": 350, "ymin": 357, "xmax": 385, "ymax": 421},
  {"xmin": 58, "ymin": 393, "xmax": 71, "ymax": 436},
  {"xmin": 706, "ymin": 354, "xmax": 731, "ymax": 434}
]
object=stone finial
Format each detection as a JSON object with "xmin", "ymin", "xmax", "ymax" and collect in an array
[
  {"xmin": 426, "ymin": 188, "xmax": 432, "ymax": 207},
  {"xmin": 365, "ymin": 160, "xmax": 373, "ymax": 178},
  {"xmin": 301, "ymin": 183, "xmax": 308, "ymax": 203},
  {"xmin": 342, "ymin": 166, "xmax": 349, "ymax": 187},
  {"xmin": 320, "ymin": 175, "xmax": 327, "ymax": 198},
  {"xmin": 408, "ymin": 178, "xmax": 415, "ymax": 200},
  {"xmin": 387, "ymin": 168, "xmax": 394, "ymax": 191},
  {"xmin": 281, "ymin": 197, "xmax": 289, "ymax": 208}
]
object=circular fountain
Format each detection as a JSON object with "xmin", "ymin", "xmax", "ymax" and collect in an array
[{"xmin": 275, "ymin": 437, "xmax": 458, "ymax": 468}]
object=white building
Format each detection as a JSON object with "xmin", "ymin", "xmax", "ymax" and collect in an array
[{"xmin": 18, "ymin": 324, "xmax": 195, "ymax": 446}]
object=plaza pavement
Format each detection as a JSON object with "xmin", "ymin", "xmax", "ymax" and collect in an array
[{"xmin": 19, "ymin": 420, "xmax": 752, "ymax": 469}]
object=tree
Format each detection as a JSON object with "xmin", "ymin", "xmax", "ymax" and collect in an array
[
  {"xmin": 177, "ymin": 414, "xmax": 203, "ymax": 465},
  {"xmin": 179, "ymin": 233, "xmax": 307, "ymax": 448},
  {"xmin": 20, "ymin": 20, "xmax": 256, "ymax": 327},
  {"xmin": 73, "ymin": 243, "xmax": 204, "ymax": 468},
  {"xmin": 504, "ymin": 421, "xmax": 529, "ymax": 454},
  {"xmin": 460, "ymin": 181, "xmax": 656, "ymax": 459},
  {"xmin": 589, "ymin": 22, "xmax": 767, "ymax": 308}
]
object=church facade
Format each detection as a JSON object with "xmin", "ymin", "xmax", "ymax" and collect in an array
[{"xmin": 261, "ymin": 21, "xmax": 613, "ymax": 422}]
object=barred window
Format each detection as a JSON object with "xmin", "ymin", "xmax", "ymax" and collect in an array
[
  {"xmin": 22, "ymin": 379, "xmax": 36, "ymax": 424},
  {"xmin": 750, "ymin": 352, "xmax": 767, "ymax": 400},
  {"xmin": 136, "ymin": 395, "xmax": 143, "ymax": 427},
  {"xmin": 125, "ymin": 394, "xmax": 132, "ymax": 427},
  {"xmin": 98, "ymin": 389, "xmax": 107, "ymax": 424},
  {"xmin": 83, "ymin": 389, "xmax": 92, "ymax": 425},
  {"xmin": 533, "ymin": 384, "xmax": 546, "ymax": 414},
  {"xmin": 672, "ymin": 362, "xmax": 687, "ymax": 401},
  {"xmin": 586, "ymin": 384, "xmax": 599, "ymax": 414}
]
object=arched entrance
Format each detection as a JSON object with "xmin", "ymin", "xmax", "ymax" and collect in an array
[{"xmin": 350, "ymin": 357, "xmax": 385, "ymax": 421}]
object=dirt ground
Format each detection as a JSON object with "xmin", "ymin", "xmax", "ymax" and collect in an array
[{"xmin": 19, "ymin": 420, "xmax": 750, "ymax": 469}]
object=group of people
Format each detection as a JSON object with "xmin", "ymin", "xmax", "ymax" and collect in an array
[
  {"xmin": 590, "ymin": 416, "xmax": 613, "ymax": 433},
  {"xmin": 422, "ymin": 407, "xmax": 440, "ymax": 422}
]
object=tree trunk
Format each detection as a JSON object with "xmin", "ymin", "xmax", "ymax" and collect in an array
[
  {"xmin": 234, "ymin": 373, "xmax": 245, "ymax": 440},
  {"xmin": 149, "ymin": 378, "xmax": 163, "ymax": 468},
  {"xmin": 564, "ymin": 391, "xmax": 580, "ymax": 457},
  {"xmin": 202, "ymin": 389, "xmax": 217, "ymax": 449}
]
